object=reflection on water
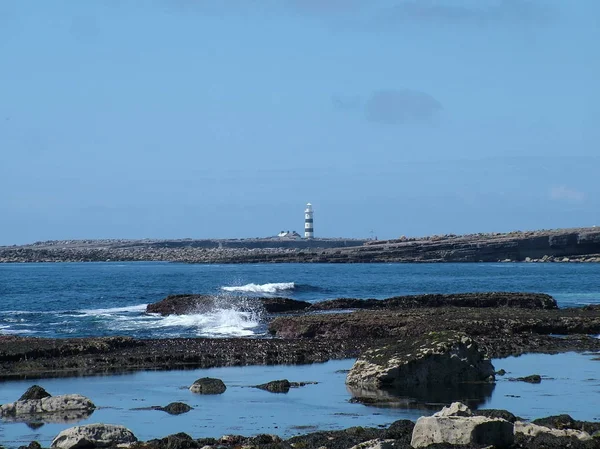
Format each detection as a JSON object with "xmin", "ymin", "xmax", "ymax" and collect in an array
[
  {"xmin": 1, "ymin": 408, "xmax": 95, "ymax": 428},
  {"xmin": 347, "ymin": 382, "xmax": 495, "ymax": 410}
]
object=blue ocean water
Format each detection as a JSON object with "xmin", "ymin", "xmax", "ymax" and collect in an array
[{"xmin": 1, "ymin": 262, "xmax": 600, "ymax": 338}]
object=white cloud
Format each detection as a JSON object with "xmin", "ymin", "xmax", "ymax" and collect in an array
[{"xmin": 549, "ymin": 186, "xmax": 585, "ymax": 203}]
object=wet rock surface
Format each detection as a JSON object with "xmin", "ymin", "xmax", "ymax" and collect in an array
[
  {"xmin": 156, "ymin": 402, "xmax": 192, "ymax": 415},
  {"xmin": 0, "ymin": 336, "xmax": 367, "ymax": 380},
  {"xmin": 19, "ymin": 386, "xmax": 52, "ymax": 401},
  {"xmin": 309, "ymin": 292, "xmax": 558, "ymax": 311},
  {"xmin": 254, "ymin": 379, "xmax": 291, "ymax": 393},
  {"xmin": 189, "ymin": 377, "xmax": 226, "ymax": 395},
  {"xmin": 346, "ymin": 331, "xmax": 495, "ymax": 389},
  {"xmin": 269, "ymin": 305, "xmax": 600, "ymax": 358},
  {"xmin": 146, "ymin": 295, "xmax": 311, "ymax": 316}
]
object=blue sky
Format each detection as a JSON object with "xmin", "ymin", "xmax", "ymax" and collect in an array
[{"xmin": 1, "ymin": 0, "xmax": 598, "ymax": 244}]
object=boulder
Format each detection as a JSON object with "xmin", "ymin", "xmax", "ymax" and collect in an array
[
  {"xmin": 410, "ymin": 402, "xmax": 514, "ymax": 448},
  {"xmin": 158, "ymin": 402, "xmax": 192, "ymax": 415},
  {"xmin": 51, "ymin": 424, "xmax": 137, "ymax": 449},
  {"xmin": 514, "ymin": 421, "xmax": 592, "ymax": 441},
  {"xmin": 189, "ymin": 377, "xmax": 226, "ymax": 394},
  {"xmin": 19, "ymin": 385, "xmax": 51, "ymax": 401},
  {"xmin": 255, "ymin": 379, "xmax": 291, "ymax": 393},
  {"xmin": 0, "ymin": 394, "xmax": 96, "ymax": 418},
  {"xmin": 146, "ymin": 294, "xmax": 309, "ymax": 316},
  {"xmin": 346, "ymin": 331, "xmax": 495, "ymax": 389}
]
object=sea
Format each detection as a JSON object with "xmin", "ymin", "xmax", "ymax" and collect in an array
[{"xmin": 1, "ymin": 262, "xmax": 599, "ymax": 447}]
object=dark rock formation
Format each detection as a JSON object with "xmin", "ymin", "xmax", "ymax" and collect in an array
[
  {"xmin": 19, "ymin": 385, "xmax": 51, "ymax": 401},
  {"xmin": 474, "ymin": 409, "xmax": 520, "ymax": 423},
  {"xmin": 254, "ymin": 379, "xmax": 291, "ymax": 393},
  {"xmin": 268, "ymin": 305, "xmax": 600, "ymax": 358},
  {"xmin": 513, "ymin": 374, "xmax": 542, "ymax": 384},
  {"xmin": 189, "ymin": 377, "xmax": 226, "ymax": 394},
  {"xmin": 146, "ymin": 294, "xmax": 310, "ymax": 316},
  {"xmin": 346, "ymin": 331, "xmax": 495, "ymax": 389},
  {"xmin": 156, "ymin": 402, "xmax": 192, "ymax": 415},
  {"xmin": 309, "ymin": 292, "xmax": 558, "ymax": 311},
  {"xmin": 531, "ymin": 414, "xmax": 600, "ymax": 435},
  {"xmin": 0, "ymin": 335, "xmax": 367, "ymax": 381}
]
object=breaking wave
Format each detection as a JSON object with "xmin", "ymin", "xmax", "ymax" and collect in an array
[{"xmin": 221, "ymin": 282, "xmax": 296, "ymax": 295}]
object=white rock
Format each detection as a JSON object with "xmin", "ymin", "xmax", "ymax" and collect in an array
[
  {"xmin": 349, "ymin": 438, "xmax": 396, "ymax": 449},
  {"xmin": 433, "ymin": 401, "xmax": 473, "ymax": 417},
  {"xmin": 0, "ymin": 394, "xmax": 95, "ymax": 417},
  {"xmin": 514, "ymin": 421, "xmax": 592, "ymax": 441},
  {"xmin": 51, "ymin": 424, "xmax": 137, "ymax": 449},
  {"xmin": 411, "ymin": 403, "xmax": 514, "ymax": 448}
]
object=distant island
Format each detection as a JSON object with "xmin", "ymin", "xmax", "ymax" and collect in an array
[{"xmin": 1, "ymin": 227, "xmax": 600, "ymax": 263}]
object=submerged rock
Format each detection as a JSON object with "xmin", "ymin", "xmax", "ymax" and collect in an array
[
  {"xmin": 157, "ymin": 402, "xmax": 192, "ymax": 415},
  {"xmin": 255, "ymin": 379, "xmax": 291, "ymax": 393},
  {"xmin": 189, "ymin": 377, "xmax": 226, "ymax": 395},
  {"xmin": 51, "ymin": 424, "xmax": 137, "ymax": 448},
  {"xmin": 410, "ymin": 402, "xmax": 514, "ymax": 448},
  {"xmin": 346, "ymin": 331, "xmax": 495, "ymax": 389},
  {"xmin": 513, "ymin": 374, "xmax": 542, "ymax": 383},
  {"xmin": 19, "ymin": 385, "xmax": 51, "ymax": 401}
]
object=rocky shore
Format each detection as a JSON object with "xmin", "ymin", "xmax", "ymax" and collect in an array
[
  {"xmin": 2, "ymin": 291, "xmax": 600, "ymax": 448},
  {"xmin": 2, "ymin": 227, "xmax": 600, "ymax": 263},
  {"xmin": 2, "ymin": 293, "xmax": 599, "ymax": 380}
]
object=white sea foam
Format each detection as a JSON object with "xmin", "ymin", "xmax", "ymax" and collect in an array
[
  {"xmin": 112, "ymin": 308, "xmax": 259, "ymax": 337},
  {"xmin": 78, "ymin": 304, "xmax": 148, "ymax": 315},
  {"xmin": 221, "ymin": 282, "xmax": 295, "ymax": 295}
]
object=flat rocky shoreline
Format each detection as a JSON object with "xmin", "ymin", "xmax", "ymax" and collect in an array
[
  {"xmin": 2, "ymin": 292, "xmax": 599, "ymax": 380},
  {"xmin": 2, "ymin": 227, "xmax": 600, "ymax": 263}
]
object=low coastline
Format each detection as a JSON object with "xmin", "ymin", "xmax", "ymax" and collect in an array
[{"xmin": 2, "ymin": 227, "xmax": 600, "ymax": 264}]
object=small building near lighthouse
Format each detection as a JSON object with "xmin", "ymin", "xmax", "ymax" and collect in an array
[{"xmin": 304, "ymin": 203, "xmax": 314, "ymax": 239}]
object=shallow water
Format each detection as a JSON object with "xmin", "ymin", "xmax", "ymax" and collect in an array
[
  {"xmin": 1, "ymin": 262, "xmax": 599, "ymax": 338},
  {"xmin": 1, "ymin": 353, "xmax": 599, "ymax": 448}
]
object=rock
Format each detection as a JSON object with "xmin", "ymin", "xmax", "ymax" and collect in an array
[
  {"xmin": 309, "ymin": 292, "xmax": 558, "ymax": 311},
  {"xmin": 286, "ymin": 427, "xmax": 384, "ymax": 449},
  {"xmin": 346, "ymin": 331, "xmax": 495, "ymax": 389},
  {"xmin": 410, "ymin": 402, "xmax": 514, "ymax": 448},
  {"xmin": 383, "ymin": 419, "xmax": 415, "ymax": 441},
  {"xmin": 515, "ymin": 421, "xmax": 592, "ymax": 441},
  {"xmin": 474, "ymin": 409, "xmax": 520, "ymax": 423},
  {"xmin": 146, "ymin": 294, "xmax": 310, "ymax": 316},
  {"xmin": 0, "ymin": 394, "xmax": 96, "ymax": 418},
  {"xmin": 255, "ymin": 379, "xmax": 291, "ymax": 393},
  {"xmin": 18, "ymin": 442, "xmax": 42, "ymax": 449},
  {"xmin": 496, "ymin": 369, "xmax": 507, "ymax": 376},
  {"xmin": 532, "ymin": 414, "xmax": 600, "ymax": 435},
  {"xmin": 158, "ymin": 402, "xmax": 192, "ymax": 415},
  {"xmin": 348, "ymin": 439, "xmax": 396, "ymax": 449},
  {"xmin": 513, "ymin": 374, "xmax": 542, "ymax": 383},
  {"xmin": 189, "ymin": 377, "xmax": 226, "ymax": 394},
  {"xmin": 19, "ymin": 385, "xmax": 51, "ymax": 401},
  {"xmin": 51, "ymin": 424, "xmax": 137, "ymax": 448}
]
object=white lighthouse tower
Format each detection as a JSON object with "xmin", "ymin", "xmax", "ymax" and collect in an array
[{"xmin": 304, "ymin": 203, "xmax": 314, "ymax": 239}]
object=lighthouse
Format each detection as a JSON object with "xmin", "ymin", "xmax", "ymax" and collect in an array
[{"xmin": 304, "ymin": 203, "xmax": 314, "ymax": 239}]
